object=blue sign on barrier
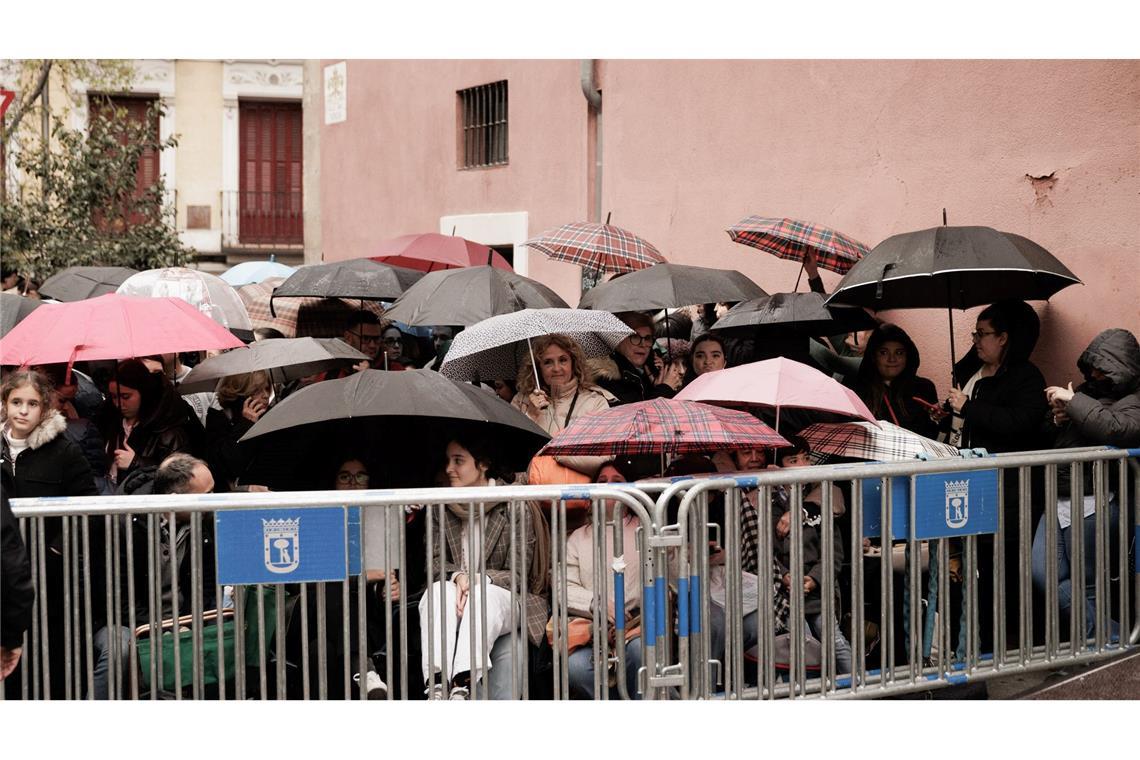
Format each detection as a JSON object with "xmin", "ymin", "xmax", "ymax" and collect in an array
[
  {"xmin": 215, "ymin": 507, "xmax": 360, "ymax": 585},
  {"xmin": 912, "ymin": 469, "xmax": 1000, "ymax": 539},
  {"xmin": 862, "ymin": 477, "xmax": 911, "ymax": 541},
  {"xmin": 861, "ymin": 469, "xmax": 1001, "ymax": 540}
]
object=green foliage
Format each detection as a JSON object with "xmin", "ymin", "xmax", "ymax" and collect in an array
[{"xmin": 1, "ymin": 101, "xmax": 193, "ymax": 283}]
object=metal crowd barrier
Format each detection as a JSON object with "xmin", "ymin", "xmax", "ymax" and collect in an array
[{"xmin": 4, "ymin": 447, "xmax": 1137, "ymax": 700}]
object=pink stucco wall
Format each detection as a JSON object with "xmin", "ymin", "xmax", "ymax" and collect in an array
[{"xmin": 320, "ymin": 59, "xmax": 1140, "ymax": 395}]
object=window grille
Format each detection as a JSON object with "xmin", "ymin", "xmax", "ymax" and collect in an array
[{"xmin": 458, "ymin": 80, "xmax": 508, "ymax": 169}]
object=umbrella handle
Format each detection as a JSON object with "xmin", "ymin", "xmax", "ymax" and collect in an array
[{"xmin": 526, "ymin": 336, "xmax": 541, "ymax": 390}]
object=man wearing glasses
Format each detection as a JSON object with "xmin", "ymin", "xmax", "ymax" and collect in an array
[
  {"xmin": 596, "ymin": 311, "xmax": 684, "ymax": 405},
  {"xmin": 341, "ymin": 312, "xmax": 384, "ymax": 373}
]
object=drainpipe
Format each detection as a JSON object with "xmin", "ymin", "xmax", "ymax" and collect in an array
[{"xmin": 579, "ymin": 60, "xmax": 602, "ymax": 224}]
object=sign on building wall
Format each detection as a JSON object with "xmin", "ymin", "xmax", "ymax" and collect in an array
[{"xmin": 324, "ymin": 62, "xmax": 347, "ymax": 125}]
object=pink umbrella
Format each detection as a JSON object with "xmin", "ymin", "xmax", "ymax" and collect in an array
[
  {"xmin": 371, "ymin": 232, "xmax": 513, "ymax": 272},
  {"xmin": 0, "ymin": 293, "xmax": 245, "ymax": 367},
  {"xmin": 675, "ymin": 357, "xmax": 878, "ymax": 431}
]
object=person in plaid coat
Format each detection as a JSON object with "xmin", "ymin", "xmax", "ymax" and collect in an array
[{"xmin": 418, "ymin": 435, "xmax": 549, "ymax": 699}]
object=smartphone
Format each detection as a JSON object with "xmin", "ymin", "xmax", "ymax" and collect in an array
[{"xmin": 912, "ymin": 396, "xmax": 946, "ymax": 413}]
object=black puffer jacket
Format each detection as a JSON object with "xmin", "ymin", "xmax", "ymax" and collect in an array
[
  {"xmin": 853, "ymin": 323, "xmax": 940, "ymax": 439},
  {"xmin": 1052, "ymin": 328, "xmax": 1140, "ymax": 499},
  {"xmin": 594, "ymin": 352, "xmax": 675, "ymax": 404},
  {"xmin": 1, "ymin": 481, "xmax": 35, "ymax": 649}
]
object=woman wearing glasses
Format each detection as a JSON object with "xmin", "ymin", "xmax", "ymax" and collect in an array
[
  {"xmin": 379, "ymin": 322, "xmax": 412, "ymax": 371},
  {"xmin": 595, "ymin": 312, "xmax": 685, "ymax": 404},
  {"xmin": 940, "ymin": 300, "xmax": 1048, "ymax": 453}
]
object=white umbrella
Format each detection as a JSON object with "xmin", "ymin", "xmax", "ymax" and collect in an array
[
  {"xmin": 117, "ymin": 267, "xmax": 254, "ymax": 340},
  {"xmin": 439, "ymin": 308, "xmax": 633, "ymax": 385}
]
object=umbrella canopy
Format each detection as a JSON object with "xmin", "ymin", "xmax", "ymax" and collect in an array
[
  {"xmin": 270, "ymin": 259, "xmax": 424, "ymax": 312},
  {"xmin": 538, "ymin": 397, "xmax": 789, "ymax": 458},
  {"xmin": 177, "ymin": 337, "xmax": 369, "ymax": 394},
  {"xmin": 798, "ymin": 420, "xmax": 961, "ymax": 462},
  {"xmin": 576, "ymin": 263, "xmax": 766, "ymax": 311},
  {"xmin": 824, "ymin": 225, "xmax": 1081, "ymax": 310},
  {"xmin": 240, "ymin": 368, "xmax": 550, "ymax": 473},
  {"xmin": 371, "ymin": 232, "xmax": 513, "ymax": 272},
  {"xmin": 675, "ymin": 357, "xmax": 877, "ymax": 426},
  {"xmin": 117, "ymin": 267, "xmax": 254, "ymax": 340},
  {"xmin": 439, "ymin": 308, "xmax": 633, "ymax": 383},
  {"xmin": 39, "ymin": 266, "xmax": 139, "ymax": 302},
  {"xmin": 727, "ymin": 216, "xmax": 869, "ymax": 275},
  {"xmin": 0, "ymin": 294, "xmax": 244, "ymax": 366},
  {"xmin": 383, "ymin": 265, "xmax": 568, "ymax": 327},
  {"xmin": 0, "ymin": 293, "xmax": 42, "ymax": 338},
  {"xmin": 220, "ymin": 260, "xmax": 296, "ymax": 287},
  {"xmin": 712, "ymin": 291, "xmax": 877, "ymax": 337},
  {"xmin": 237, "ymin": 278, "xmax": 386, "ymax": 338},
  {"xmin": 525, "ymin": 220, "xmax": 666, "ymax": 273}
]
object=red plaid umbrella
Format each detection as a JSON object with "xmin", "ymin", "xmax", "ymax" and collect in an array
[
  {"xmin": 525, "ymin": 219, "xmax": 666, "ymax": 273},
  {"xmin": 726, "ymin": 216, "xmax": 868, "ymax": 275},
  {"xmin": 538, "ymin": 397, "xmax": 788, "ymax": 457},
  {"xmin": 237, "ymin": 277, "xmax": 384, "ymax": 338}
]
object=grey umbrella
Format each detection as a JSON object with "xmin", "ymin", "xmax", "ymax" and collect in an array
[
  {"xmin": 40, "ymin": 266, "xmax": 139, "ymax": 302},
  {"xmin": 713, "ymin": 291, "xmax": 877, "ymax": 337},
  {"xmin": 825, "ymin": 224, "xmax": 1082, "ymax": 382},
  {"xmin": 177, "ymin": 337, "xmax": 370, "ymax": 393},
  {"xmin": 439, "ymin": 308, "xmax": 633, "ymax": 384},
  {"xmin": 270, "ymin": 259, "xmax": 424, "ymax": 316},
  {"xmin": 576, "ymin": 262, "xmax": 766, "ymax": 312},
  {"xmin": 0, "ymin": 293, "xmax": 43, "ymax": 337},
  {"xmin": 383, "ymin": 265, "xmax": 568, "ymax": 326},
  {"xmin": 240, "ymin": 368, "xmax": 550, "ymax": 472}
]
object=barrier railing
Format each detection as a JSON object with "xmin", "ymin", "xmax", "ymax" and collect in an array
[{"xmin": 4, "ymin": 448, "xmax": 1137, "ymax": 700}]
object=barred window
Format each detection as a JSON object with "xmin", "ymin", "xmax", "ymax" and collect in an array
[{"xmin": 458, "ymin": 80, "xmax": 508, "ymax": 169}]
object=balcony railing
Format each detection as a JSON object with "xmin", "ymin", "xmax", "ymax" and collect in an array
[{"xmin": 221, "ymin": 190, "xmax": 303, "ymax": 248}]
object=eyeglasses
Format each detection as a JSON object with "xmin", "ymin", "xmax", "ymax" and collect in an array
[
  {"xmin": 970, "ymin": 330, "xmax": 999, "ymax": 341},
  {"xmin": 336, "ymin": 471, "xmax": 370, "ymax": 485},
  {"xmin": 353, "ymin": 331, "xmax": 382, "ymax": 345},
  {"xmin": 382, "ymin": 337, "xmax": 402, "ymax": 346},
  {"xmin": 627, "ymin": 334, "xmax": 653, "ymax": 347}
]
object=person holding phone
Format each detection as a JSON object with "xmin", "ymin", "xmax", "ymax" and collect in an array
[
  {"xmin": 595, "ymin": 312, "xmax": 684, "ymax": 404},
  {"xmin": 852, "ymin": 323, "xmax": 940, "ymax": 438}
]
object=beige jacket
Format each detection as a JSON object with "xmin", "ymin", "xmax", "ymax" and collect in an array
[
  {"xmin": 565, "ymin": 514, "xmax": 643, "ymax": 624},
  {"xmin": 512, "ymin": 380, "xmax": 615, "ymax": 477}
]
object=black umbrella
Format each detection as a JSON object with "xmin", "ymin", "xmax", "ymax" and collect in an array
[
  {"xmin": 383, "ymin": 265, "xmax": 568, "ymax": 326},
  {"xmin": 712, "ymin": 291, "xmax": 877, "ymax": 337},
  {"xmin": 0, "ymin": 293, "xmax": 43, "ymax": 338},
  {"xmin": 269, "ymin": 259, "xmax": 424, "ymax": 316},
  {"xmin": 177, "ymin": 337, "xmax": 370, "ymax": 393},
  {"xmin": 239, "ymin": 369, "xmax": 550, "ymax": 478},
  {"xmin": 576, "ymin": 262, "xmax": 766, "ymax": 312},
  {"xmin": 825, "ymin": 224, "xmax": 1081, "ymax": 382},
  {"xmin": 39, "ymin": 266, "xmax": 139, "ymax": 302}
]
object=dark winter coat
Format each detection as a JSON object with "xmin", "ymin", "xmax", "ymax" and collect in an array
[
  {"xmin": 771, "ymin": 486, "xmax": 845, "ymax": 616},
  {"xmin": 97, "ymin": 390, "xmax": 204, "ymax": 484},
  {"xmin": 204, "ymin": 405, "xmax": 256, "ymax": 491},
  {"xmin": 115, "ymin": 467, "xmax": 218, "ymax": 624},
  {"xmin": 944, "ymin": 312, "xmax": 1048, "ymax": 454},
  {"xmin": 1, "ymin": 482, "xmax": 35, "ymax": 649},
  {"xmin": 1051, "ymin": 328, "xmax": 1140, "ymax": 499},
  {"xmin": 853, "ymin": 324, "xmax": 941, "ymax": 439},
  {"xmin": 594, "ymin": 352, "xmax": 675, "ymax": 405}
]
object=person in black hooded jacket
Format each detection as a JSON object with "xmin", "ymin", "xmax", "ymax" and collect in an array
[
  {"xmin": 1030, "ymin": 328, "xmax": 1140, "ymax": 639},
  {"xmin": 853, "ymin": 323, "xmax": 940, "ymax": 439}
]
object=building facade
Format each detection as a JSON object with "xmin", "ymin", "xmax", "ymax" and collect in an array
[
  {"xmin": 307, "ymin": 59, "xmax": 1140, "ymax": 393},
  {"xmin": 2, "ymin": 59, "xmax": 306, "ymax": 272}
]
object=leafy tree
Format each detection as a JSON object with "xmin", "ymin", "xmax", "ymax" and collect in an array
[{"xmin": 1, "ymin": 99, "xmax": 193, "ymax": 283}]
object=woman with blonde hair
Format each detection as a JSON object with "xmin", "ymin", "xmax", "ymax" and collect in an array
[
  {"xmin": 204, "ymin": 370, "xmax": 272, "ymax": 491},
  {"xmin": 511, "ymin": 333, "xmax": 614, "ymax": 436}
]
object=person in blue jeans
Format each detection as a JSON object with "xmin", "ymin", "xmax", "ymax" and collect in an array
[
  {"xmin": 1030, "ymin": 328, "xmax": 1139, "ymax": 641},
  {"xmin": 565, "ymin": 461, "xmax": 644, "ymax": 699}
]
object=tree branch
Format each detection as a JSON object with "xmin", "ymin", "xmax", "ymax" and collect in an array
[{"xmin": 1, "ymin": 60, "xmax": 54, "ymax": 146}]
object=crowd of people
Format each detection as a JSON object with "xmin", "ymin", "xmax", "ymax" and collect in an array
[{"xmin": 2, "ymin": 281, "xmax": 1138, "ymax": 700}]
